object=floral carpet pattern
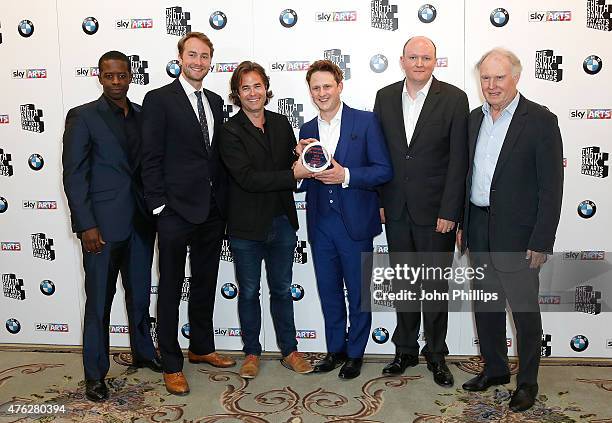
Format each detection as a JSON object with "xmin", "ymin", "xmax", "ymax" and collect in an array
[{"xmin": 0, "ymin": 351, "xmax": 610, "ymax": 422}]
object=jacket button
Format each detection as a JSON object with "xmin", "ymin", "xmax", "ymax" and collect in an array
[
  {"xmin": 329, "ymin": 189, "xmax": 333, "ymax": 193},
  {"xmin": 405, "ymin": 154, "xmax": 411, "ymax": 159}
]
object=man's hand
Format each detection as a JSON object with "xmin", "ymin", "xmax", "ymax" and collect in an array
[
  {"xmin": 295, "ymin": 138, "xmax": 317, "ymax": 156},
  {"xmin": 526, "ymin": 250, "xmax": 547, "ymax": 269},
  {"xmin": 380, "ymin": 208, "xmax": 385, "ymax": 224},
  {"xmin": 81, "ymin": 227, "xmax": 105, "ymax": 254},
  {"xmin": 314, "ymin": 158, "xmax": 345, "ymax": 185},
  {"xmin": 293, "ymin": 159, "xmax": 315, "ymax": 180},
  {"xmin": 436, "ymin": 218, "xmax": 456, "ymax": 233}
]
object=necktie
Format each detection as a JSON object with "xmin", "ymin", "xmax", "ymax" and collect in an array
[{"xmin": 194, "ymin": 91, "xmax": 211, "ymax": 153}]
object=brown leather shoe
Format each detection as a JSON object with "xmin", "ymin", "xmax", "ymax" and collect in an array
[
  {"xmin": 239, "ymin": 355, "xmax": 260, "ymax": 379},
  {"xmin": 188, "ymin": 351, "xmax": 236, "ymax": 368},
  {"xmin": 282, "ymin": 351, "xmax": 314, "ymax": 374},
  {"xmin": 163, "ymin": 372, "xmax": 190, "ymax": 395}
]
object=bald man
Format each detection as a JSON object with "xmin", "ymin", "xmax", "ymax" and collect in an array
[{"xmin": 374, "ymin": 36, "xmax": 469, "ymax": 387}]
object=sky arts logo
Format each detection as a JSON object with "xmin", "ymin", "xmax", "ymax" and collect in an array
[
  {"xmin": 291, "ymin": 284, "xmax": 305, "ymax": 301},
  {"xmin": 575, "ymin": 285, "xmax": 602, "ymax": 315},
  {"xmin": 277, "ymin": 98, "xmax": 304, "ymax": 129},
  {"xmin": 116, "ymin": 18, "xmax": 153, "ymax": 29},
  {"xmin": 584, "ymin": 55, "xmax": 603, "ymax": 75},
  {"xmin": 12, "ymin": 69, "xmax": 47, "ymax": 79},
  {"xmin": 109, "ymin": 325, "xmax": 129, "ymax": 334},
  {"xmin": 535, "ymin": 50, "xmax": 563, "ymax": 82},
  {"xmin": 374, "ymin": 245, "xmax": 388, "ymax": 253},
  {"xmin": 35, "ymin": 323, "xmax": 69, "ymax": 332},
  {"xmin": 563, "ymin": 251, "xmax": 605, "ymax": 260},
  {"xmin": 294, "ymin": 240, "xmax": 308, "ymax": 264},
  {"xmin": 418, "ymin": 4, "xmax": 437, "ymax": 24},
  {"xmin": 31, "ymin": 233, "xmax": 55, "ymax": 261},
  {"xmin": 6, "ymin": 318, "xmax": 20, "ymax": 334},
  {"xmin": 0, "ymin": 115, "xmax": 8, "ymax": 124},
  {"xmin": 279, "ymin": 9, "xmax": 298, "ymax": 28},
  {"xmin": 581, "ymin": 146, "xmax": 608, "ymax": 178},
  {"xmin": 538, "ymin": 295, "xmax": 561, "ymax": 304},
  {"xmin": 324, "ymin": 49, "xmax": 351, "ymax": 80},
  {"xmin": 371, "ymin": 0, "xmax": 398, "ymax": 30},
  {"xmin": 75, "ymin": 67, "xmax": 99, "ymax": 77},
  {"xmin": 296, "ymin": 330, "xmax": 317, "ymax": 339},
  {"xmin": 1, "ymin": 242, "xmax": 21, "ymax": 251},
  {"xmin": 40, "ymin": 279, "xmax": 55, "ymax": 296},
  {"xmin": 570, "ymin": 335, "xmax": 589, "ymax": 352},
  {"xmin": 587, "ymin": 0, "xmax": 612, "ymax": 31},
  {"xmin": 221, "ymin": 282, "xmax": 238, "ymax": 299},
  {"xmin": 316, "ymin": 11, "xmax": 357, "ymax": 22},
  {"xmin": 210, "ymin": 11, "xmax": 227, "ymax": 30},
  {"xmin": 20, "ymin": 104, "xmax": 44, "ymax": 133},
  {"xmin": 270, "ymin": 61, "xmax": 310, "ymax": 72},
  {"xmin": 23, "ymin": 200, "xmax": 57, "ymax": 210},
  {"xmin": 212, "ymin": 62, "xmax": 239, "ymax": 73},
  {"xmin": 0, "ymin": 148, "xmax": 13, "ymax": 177},
  {"xmin": 82, "ymin": 17, "xmax": 99, "ymax": 35},
  {"xmin": 490, "ymin": 8, "xmax": 509, "ymax": 27},
  {"xmin": 436, "ymin": 58, "xmax": 449, "ymax": 67},
  {"xmin": 569, "ymin": 109, "xmax": 612, "ymax": 119},
  {"xmin": 18, "ymin": 19, "xmax": 34, "ymax": 37},
  {"xmin": 529, "ymin": 11, "xmax": 572, "ymax": 22},
  {"xmin": 577, "ymin": 200, "xmax": 596, "ymax": 219},
  {"xmin": 2, "ymin": 273, "xmax": 25, "ymax": 300},
  {"xmin": 166, "ymin": 6, "xmax": 191, "ymax": 36},
  {"xmin": 295, "ymin": 201, "xmax": 307, "ymax": 210},
  {"xmin": 214, "ymin": 327, "xmax": 242, "ymax": 337},
  {"xmin": 128, "ymin": 55, "xmax": 149, "ymax": 85},
  {"xmin": 372, "ymin": 327, "xmax": 389, "ymax": 344}
]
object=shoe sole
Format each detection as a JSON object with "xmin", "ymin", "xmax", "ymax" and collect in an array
[
  {"xmin": 280, "ymin": 359, "xmax": 314, "ymax": 374},
  {"xmin": 462, "ymin": 379, "xmax": 511, "ymax": 391},
  {"xmin": 239, "ymin": 372, "xmax": 257, "ymax": 379},
  {"xmin": 166, "ymin": 389, "xmax": 190, "ymax": 396},
  {"xmin": 188, "ymin": 359, "xmax": 236, "ymax": 368}
]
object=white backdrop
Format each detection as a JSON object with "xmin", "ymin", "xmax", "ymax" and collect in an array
[{"xmin": 1, "ymin": 0, "xmax": 611, "ymax": 358}]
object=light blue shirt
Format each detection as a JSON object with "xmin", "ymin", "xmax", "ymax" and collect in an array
[{"xmin": 470, "ymin": 92, "xmax": 521, "ymax": 206}]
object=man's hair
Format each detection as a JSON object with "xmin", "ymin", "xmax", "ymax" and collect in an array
[
  {"xmin": 228, "ymin": 61, "xmax": 273, "ymax": 108},
  {"xmin": 306, "ymin": 60, "xmax": 343, "ymax": 85},
  {"xmin": 476, "ymin": 47, "xmax": 523, "ymax": 76},
  {"xmin": 402, "ymin": 36, "xmax": 437, "ymax": 57},
  {"xmin": 98, "ymin": 51, "xmax": 131, "ymax": 74},
  {"xmin": 177, "ymin": 32, "xmax": 214, "ymax": 57}
]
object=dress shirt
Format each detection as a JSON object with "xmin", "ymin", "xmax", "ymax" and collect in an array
[
  {"xmin": 402, "ymin": 76, "xmax": 432, "ymax": 147},
  {"xmin": 317, "ymin": 103, "xmax": 350, "ymax": 187},
  {"xmin": 470, "ymin": 92, "xmax": 521, "ymax": 206}
]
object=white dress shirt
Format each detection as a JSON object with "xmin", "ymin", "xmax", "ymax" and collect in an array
[
  {"xmin": 402, "ymin": 76, "xmax": 432, "ymax": 147},
  {"xmin": 317, "ymin": 103, "xmax": 350, "ymax": 187}
]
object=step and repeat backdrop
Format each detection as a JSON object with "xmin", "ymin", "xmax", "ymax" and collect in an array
[{"xmin": 1, "ymin": 0, "xmax": 611, "ymax": 358}]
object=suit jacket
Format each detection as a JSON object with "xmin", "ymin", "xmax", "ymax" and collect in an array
[
  {"xmin": 461, "ymin": 94, "xmax": 563, "ymax": 270},
  {"xmin": 219, "ymin": 109, "xmax": 298, "ymax": 240},
  {"xmin": 374, "ymin": 77, "xmax": 469, "ymax": 225},
  {"xmin": 140, "ymin": 79, "xmax": 227, "ymax": 224},
  {"xmin": 298, "ymin": 104, "xmax": 393, "ymax": 242},
  {"xmin": 62, "ymin": 95, "xmax": 149, "ymax": 242}
]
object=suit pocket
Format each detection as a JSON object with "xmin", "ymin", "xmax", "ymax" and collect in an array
[{"xmin": 91, "ymin": 189, "xmax": 117, "ymax": 202}]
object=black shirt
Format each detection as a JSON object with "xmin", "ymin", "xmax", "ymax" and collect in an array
[{"xmin": 103, "ymin": 95, "xmax": 141, "ymax": 170}]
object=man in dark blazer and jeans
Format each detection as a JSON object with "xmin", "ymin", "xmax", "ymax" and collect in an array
[
  {"xmin": 141, "ymin": 32, "xmax": 235, "ymax": 396},
  {"xmin": 374, "ymin": 36, "xmax": 469, "ymax": 387}
]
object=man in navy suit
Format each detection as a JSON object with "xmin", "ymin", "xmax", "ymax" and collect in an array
[
  {"xmin": 62, "ymin": 51, "xmax": 161, "ymax": 403},
  {"xmin": 297, "ymin": 60, "xmax": 392, "ymax": 379}
]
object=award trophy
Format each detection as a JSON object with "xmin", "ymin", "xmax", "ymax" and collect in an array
[{"xmin": 301, "ymin": 141, "xmax": 331, "ymax": 172}]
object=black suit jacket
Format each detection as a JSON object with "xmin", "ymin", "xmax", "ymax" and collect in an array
[
  {"xmin": 219, "ymin": 109, "xmax": 298, "ymax": 241},
  {"xmin": 374, "ymin": 77, "xmax": 469, "ymax": 225},
  {"xmin": 141, "ymin": 79, "xmax": 227, "ymax": 224},
  {"xmin": 461, "ymin": 95, "xmax": 564, "ymax": 270}
]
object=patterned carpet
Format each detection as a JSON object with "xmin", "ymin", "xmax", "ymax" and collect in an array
[{"xmin": 0, "ymin": 350, "xmax": 611, "ymax": 422}]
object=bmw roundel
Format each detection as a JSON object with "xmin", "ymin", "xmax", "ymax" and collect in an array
[
  {"xmin": 181, "ymin": 323, "xmax": 190, "ymax": 339},
  {"xmin": 166, "ymin": 60, "xmax": 181, "ymax": 78},
  {"xmin": 0, "ymin": 197, "xmax": 7, "ymax": 213},
  {"xmin": 490, "ymin": 8, "xmax": 509, "ymax": 27},
  {"xmin": 209, "ymin": 11, "xmax": 227, "ymax": 30},
  {"xmin": 577, "ymin": 200, "xmax": 596, "ymax": 219},
  {"xmin": 40, "ymin": 279, "xmax": 55, "ymax": 296},
  {"xmin": 82, "ymin": 17, "xmax": 99, "ymax": 35},
  {"xmin": 28, "ymin": 154, "xmax": 44, "ymax": 171},
  {"xmin": 221, "ymin": 282, "xmax": 238, "ymax": 299},
  {"xmin": 291, "ymin": 284, "xmax": 304, "ymax": 301},
  {"xmin": 18, "ymin": 19, "xmax": 34, "ymax": 37},
  {"xmin": 418, "ymin": 4, "xmax": 437, "ymax": 23},
  {"xmin": 570, "ymin": 335, "xmax": 588, "ymax": 352},
  {"xmin": 279, "ymin": 9, "xmax": 298, "ymax": 28},
  {"xmin": 583, "ymin": 55, "xmax": 602, "ymax": 75},
  {"xmin": 6, "ymin": 318, "xmax": 21, "ymax": 334},
  {"xmin": 372, "ymin": 327, "xmax": 389, "ymax": 344},
  {"xmin": 370, "ymin": 54, "xmax": 388, "ymax": 73}
]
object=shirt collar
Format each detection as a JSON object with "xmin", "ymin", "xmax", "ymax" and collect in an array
[
  {"xmin": 318, "ymin": 102, "xmax": 343, "ymax": 125},
  {"xmin": 103, "ymin": 94, "xmax": 132, "ymax": 116},
  {"xmin": 482, "ymin": 91, "xmax": 521, "ymax": 117},
  {"xmin": 179, "ymin": 74, "xmax": 203, "ymax": 97},
  {"xmin": 403, "ymin": 76, "xmax": 433, "ymax": 100}
]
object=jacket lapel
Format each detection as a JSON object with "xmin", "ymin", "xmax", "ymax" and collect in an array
[
  {"xmin": 410, "ymin": 77, "xmax": 440, "ymax": 148},
  {"xmin": 335, "ymin": 103, "xmax": 352, "ymax": 164},
  {"xmin": 391, "ymin": 80, "xmax": 409, "ymax": 150},
  {"xmin": 491, "ymin": 95, "xmax": 528, "ymax": 185},
  {"xmin": 469, "ymin": 109, "xmax": 485, "ymax": 162}
]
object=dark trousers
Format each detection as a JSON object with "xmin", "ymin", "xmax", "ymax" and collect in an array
[
  {"xmin": 82, "ymin": 224, "xmax": 156, "ymax": 381},
  {"xmin": 156, "ymin": 203, "xmax": 225, "ymax": 373},
  {"xmin": 467, "ymin": 203, "xmax": 542, "ymax": 386},
  {"xmin": 230, "ymin": 215, "xmax": 298, "ymax": 357},
  {"xmin": 385, "ymin": 206, "xmax": 454, "ymax": 363}
]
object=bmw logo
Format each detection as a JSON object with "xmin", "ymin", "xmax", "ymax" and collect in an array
[
  {"xmin": 0, "ymin": 197, "xmax": 7, "ymax": 213},
  {"xmin": 221, "ymin": 282, "xmax": 238, "ymax": 299},
  {"xmin": 583, "ymin": 55, "xmax": 602, "ymax": 75},
  {"xmin": 418, "ymin": 4, "xmax": 437, "ymax": 23},
  {"xmin": 577, "ymin": 200, "xmax": 596, "ymax": 219},
  {"xmin": 209, "ymin": 11, "xmax": 227, "ymax": 30},
  {"xmin": 369, "ymin": 54, "xmax": 388, "ymax": 73},
  {"xmin": 279, "ymin": 9, "xmax": 298, "ymax": 28},
  {"xmin": 18, "ymin": 19, "xmax": 34, "ymax": 37},
  {"xmin": 82, "ymin": 17, "xmax": 99, "ymax": 35},
  {"xmin": 28, "ymin": 154, "xmax": 44, "ymax": 171},
  {"xmin": 570, "ymin": 335, "xmax": 589, "ymax": 352},
  {"xmin": 181, "ymin": 323, "xmax": 190, "ymax": 339},
  {"xmin": 372, "ymin": 327, "xmax": 389, "ymax": 344},
  {"xmin": 6, "ymin": 318, "xmax": 21, "ymax": 334},
  {"xmin": 490, "ymin": 8, "xmax": 509, "ymax": 27},
  {"xmin": 40, "ymin": 279, "xmax": 55, "ymax": 296},
  {"xmin": 166, "ymin": 60, "xmax": 181, "ymax": 78},
  {"xmin": 290, "ymin": 284, "xmax": 304, "ymax": 301}
]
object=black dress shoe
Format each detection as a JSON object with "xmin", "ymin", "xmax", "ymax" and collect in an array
[
  {"xmin": 382, "ymin": 353, "xmax": 419, "ymax": 375},
  {"xmin": 509, "ymin": 384, "xmax": 538, "ymax": 412},
  {"xmin": 338, "ymin": 358, "xmax": 363, "ymax": 380},
  {"xmin": 132, "ymin": 356, "xmax": 163, "ymax": 373},
  {"xmin": 462, "ymin": 372, "xmax": 511, "ymax": 391},
  {"xmin": 85, "ymin": 379, "xmax": 109, "ymax": 402},
  {"xmin": 313, "ymin": 352, "xmax": 347, "ymax": 373},
  {"xmin": 427, "ymin": 361, "xmax": 454, "ymax": 387}
]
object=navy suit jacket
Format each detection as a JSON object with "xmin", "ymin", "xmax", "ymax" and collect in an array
[
  {"xmin": 298, "ymin": 104, "xmax": 392, "ymax": 242},
  {"xmin": 62, "ymin": 95, "xmax": 146, "ymax": 242}
]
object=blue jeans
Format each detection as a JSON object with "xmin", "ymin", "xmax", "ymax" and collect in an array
[{"xmin": 230, "ymin": 215, "xmax": 298, "ymax": 357}]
